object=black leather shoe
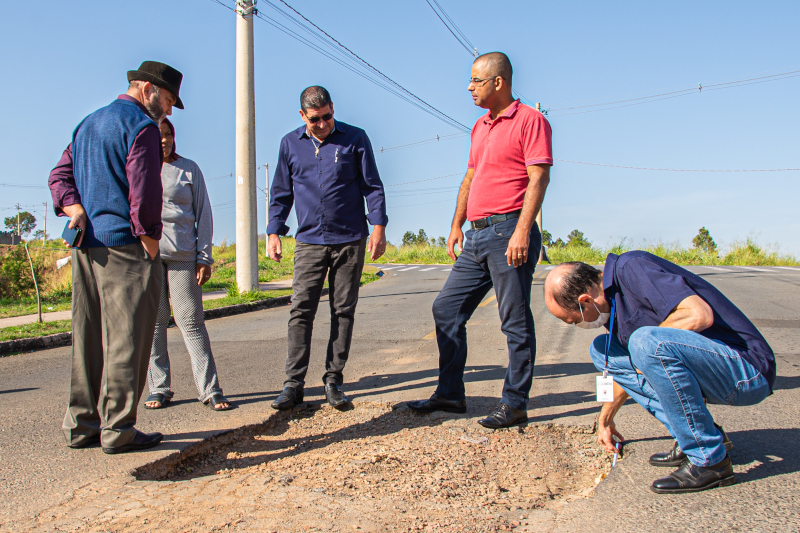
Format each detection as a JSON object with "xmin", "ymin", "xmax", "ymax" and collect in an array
[
  {"xmin": 649, "ymin": 423, "xmax": 733, "ymax": 467},
  {"xmin": 477, "ymin": 403, "xmax": 528, "ymax": 429},
  {"xmin": 102, "ymin": 431, "xmax": 163, "ymax": 455},
  {"xmin": 68, "ymin": 435, "xmax": 101, "ymax": 449},
  {"xmin": 325, "ymin": 383, "xmax": 351, "ymax": 408},
  {"xmin": 651, "ymin": 455, "xmax": 735, "ymax": 494},
  {"xmin": 407, "ymin": 393, "xmax": 466, "ymax": 414},
  {"xmin": 271, "ymin": 387, "xmax": 304, "ymax": 410}
]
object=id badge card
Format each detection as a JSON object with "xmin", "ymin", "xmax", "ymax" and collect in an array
[{"xmin": 596, "ymin": 375, "xmax": 614, "ymax": 402}]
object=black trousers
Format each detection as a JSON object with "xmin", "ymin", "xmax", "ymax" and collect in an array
[{"xmin": 284, "ymin": 238, "xmax": 366, "ymax": 388}]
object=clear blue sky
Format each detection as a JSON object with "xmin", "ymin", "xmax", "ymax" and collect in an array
[{"xmin": 1, "ymin": 1, "xmax": 798, "ymax": 254}]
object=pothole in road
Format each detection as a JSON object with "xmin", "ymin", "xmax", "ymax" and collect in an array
[{"xmin": 124, "ymin": 402, "xmax": 612, "ymax": 532}]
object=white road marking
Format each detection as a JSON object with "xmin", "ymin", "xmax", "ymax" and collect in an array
[
  {"xmin": 419, "ymin": 267, "xmax": 438, "ymax": 271},
  {"xmin": 773, "ymin": 266, "xmax": 800, "ymax": 271},
  {"xmin": 377, "ymin": 266, "xmax": 402, "ymax": 270},
  {"xmin": 441, "ymin": 268, "xmax": 452, "ymax": 272},
  {"xmin": 397, "ymin": 266, "xmax": 420, "ymax": 271},
  {"xmin": 699, "ymin": 266, "xmax": 733, "ymax": 272},
  {"xmin": 740, "ymin": 266, "xmax": 775, "ymax": 273},
  {"xmin": 541, "ymin": 265, "xmax": 555, "ymax": 270}
]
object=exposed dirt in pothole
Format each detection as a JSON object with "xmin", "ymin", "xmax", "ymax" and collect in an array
[{"xmin": 28, "ymin": 402, "xmax": 612, "ymax": 533}]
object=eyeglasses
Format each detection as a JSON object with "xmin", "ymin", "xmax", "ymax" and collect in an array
[
  {"xmin": 307, "ymin": 112, "xmax": 333, "ymax": 124},
  {"xmin": 468, "ymin": 76, "xmax": 501, "ymax": 86}
]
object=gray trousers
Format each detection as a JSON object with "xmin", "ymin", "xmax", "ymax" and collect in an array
[
  {"xmin": 63, "ymin": 243, "xmax": 161, "ymax": 448},
  {"xmin": 285, "ymin": 238, "xmax": 366, "ymax": 388},
  {"xmin": 148, "ymin": 259, "xmax": 222, "ymax": 403}
]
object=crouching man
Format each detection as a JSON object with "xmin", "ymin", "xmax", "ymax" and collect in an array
[{"xmin": 543, "ymin": 252, "xmax": 775, "ymax": 494}]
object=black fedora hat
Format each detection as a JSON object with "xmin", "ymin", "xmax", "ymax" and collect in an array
[{"xmin": 127, "ymin": 61, "xmax": 184, "ymax": 109}]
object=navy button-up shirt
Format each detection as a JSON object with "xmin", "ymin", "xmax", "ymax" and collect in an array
[
  {"xmin": 603, "ymin": 251, "xmax": 776, "ymax": 389},
  {"xmin": 267, "ymin": 121, "xmax": 388, "ymax": 245}
]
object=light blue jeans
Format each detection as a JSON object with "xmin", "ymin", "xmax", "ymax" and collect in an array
[{"xmin": 589, "ymin": 327, "xmax": 770, "ymax": 467}]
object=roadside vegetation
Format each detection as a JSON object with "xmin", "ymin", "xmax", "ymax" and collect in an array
[
  {"xmin": 374, "ymin": 227, "xmax": 800, "ymax": 266},
  {"xmin": 0, "ymin": 236, "xmax": 379, "ymax": 342}
]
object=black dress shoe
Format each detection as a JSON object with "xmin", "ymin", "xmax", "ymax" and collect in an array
[
  {"xmin": 325, "ymin": 383, "xmax": 351, "ymax": 408},
  {"xmin": 407, "ymin": 393, "xmax": 466, "ymax": 414},
  {"xmin": 271, "ymin": 387, "xmax": 304, "ymax": 410},
  {"xmin": 68, "ymin": 435, "xmax": 101, "ymax": 449},
  {"xmin": 651, "ymin": 455, "xmax": 735, "ymax": 494},
  {"xmin": 478, "ymin": 403, "xmax": 528, "ymax": 429},
  {"xmin": 102, "ymin": 431, "xmax": 163, "ymax": 455},
  {"xmin": 649, "ymin": 423, "xmax": 734, "ymax": 467}
]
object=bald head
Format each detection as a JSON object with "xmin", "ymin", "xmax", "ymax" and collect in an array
[
  {"xmin": 544, "ymin": 262, "xmax": 605, "ymax": 323},
  {"xmin": 474, "ymin": 52, "xmax": 513, "ymax": 89}
]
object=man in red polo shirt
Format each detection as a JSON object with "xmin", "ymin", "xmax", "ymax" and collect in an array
[{"xmin": 408, "ymin": 52, "xmax": 552, "ymax": 428}]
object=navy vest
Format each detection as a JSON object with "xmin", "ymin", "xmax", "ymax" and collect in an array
[{"xmin": 72, "ymin": 98, "xmax": 156, "ymax": 248}]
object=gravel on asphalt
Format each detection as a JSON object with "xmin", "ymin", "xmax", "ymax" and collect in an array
[{"xmin": 26, "ymin": 402, "xmax": 614, "ymax": 533}]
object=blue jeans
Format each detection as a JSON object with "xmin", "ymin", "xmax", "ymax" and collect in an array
[
  {"xmin": 590, "ymin": 327, "xmax": 771, "ymax": 467},
  {"xmin": 432, "ymin": 218, "xmax": 541, "ymax": 410}
]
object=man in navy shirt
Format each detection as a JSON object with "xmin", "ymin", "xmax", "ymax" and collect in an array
[
  {"xmin": 267, "ymin": 86, "xmax": 388, "ymax": 410},
  {"xmin": 543, "ymin": 252, "xmax": 775, "ymax": 494}
]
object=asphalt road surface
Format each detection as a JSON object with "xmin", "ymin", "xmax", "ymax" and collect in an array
[{"xmin": 1, "ymin": 263, "xmax": 798, "ymax": 531}]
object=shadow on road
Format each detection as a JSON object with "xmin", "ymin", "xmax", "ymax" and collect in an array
[
  {"xmin": 134, "ymin": 401, "xmax": 473, "ymax": 481},
  {"xmin": 773, "ymin": 374, "xmax": 800, "ymax": 391},
  {"xmin": 0, "ymin": 387, "xmax": 38, "ymax": 395},
  {"xmin": 729, "ymin": 428, "xmax": 800, "ymax": 483}
]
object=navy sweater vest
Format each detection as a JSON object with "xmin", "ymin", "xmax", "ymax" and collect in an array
[{"xmin": 72, "ymin": 99, "xmax": 156, "ymax": 248}]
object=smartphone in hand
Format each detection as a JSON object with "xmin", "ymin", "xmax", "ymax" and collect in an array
[{"xmin": 62, "ymin": 223, "xmax": 83, "ymax": 247}]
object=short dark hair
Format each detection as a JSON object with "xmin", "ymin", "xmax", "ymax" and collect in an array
[
  {"xmin": 553, "ymin": 262, "xmax": 603, "ymax": 312},
  {"xmin": 474, "ymin": 52, "xmax": 513, "ymax": 89},
  {"xmin": 300, "ymin": 86, "xmax": 332, "ymax": 111}
]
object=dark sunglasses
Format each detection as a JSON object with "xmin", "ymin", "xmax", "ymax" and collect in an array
[{"xmin": 307, "ymin": 113, "xmax": 333, "ymax": 124}]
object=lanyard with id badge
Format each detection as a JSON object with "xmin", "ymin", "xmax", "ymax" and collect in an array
[{"xmin": 596, "ymin": 298, "xmax": 616, "ymax": 402}]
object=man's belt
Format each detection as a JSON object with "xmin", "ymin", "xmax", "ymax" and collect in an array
[{"xmin": 470, "ymin": 210, "xmax": 522, "ymax": 230}]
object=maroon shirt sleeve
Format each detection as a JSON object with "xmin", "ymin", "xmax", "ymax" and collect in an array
[
  {"xmin": 127, "ymin": 124, "xmax": 164, "ymax": 240},
  {"xmin": 48, "ymin": 144, "xmax": 82, "ymax": 217}
]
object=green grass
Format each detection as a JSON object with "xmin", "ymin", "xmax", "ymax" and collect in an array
[
  {"xmin": 371, "ymin": 244, "xmax": 454, "ymax": 265},
  {"xmin": 0, "ymin": 266, "xmax": 382, "ymax": 343},
  {"xmin": 0, "ymin": 298, "xmax": 72, "ymax": 319},
  {"xmin": 201, "ymin": 289, "xmax": 293, "ymax": 311},
  {"xmin": 546, "ymin": 238, "xmax": 800, "ymax": 266},
  {"xmin": 204, "ymin": 237, "xmax": 296, "ymax": 292},
  {"xmin": 0, "ymin": 319, "xmax": 72, "ymax": 342}
]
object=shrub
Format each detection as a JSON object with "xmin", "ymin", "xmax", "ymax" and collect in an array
[{"xmin": 0, "ymin": 246, "xmax": 41, "ymax": 299}]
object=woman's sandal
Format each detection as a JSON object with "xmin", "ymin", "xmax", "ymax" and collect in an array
[
  {"xmin": 144, "ymin": 393, "xmax": 171, "ymax": 409},
  {"xmin": 205, "ymin": 393, "xmax": 233, "ymax": 411}
]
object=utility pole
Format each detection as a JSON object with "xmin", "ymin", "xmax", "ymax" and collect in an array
[
  {"xmin": 235, "ymin": 0, "xmax": 259, "ymax": 293},
  {"xmin": 43, "ymin": 201, "xmax": 47, "ymax": 244},
  {"xmin": 265, "ymin": 163, "xmax": 269, "ymax": 258},
  {"xmin": 15, "ymin": 203, "xmax": 21, "ymax": 236}
]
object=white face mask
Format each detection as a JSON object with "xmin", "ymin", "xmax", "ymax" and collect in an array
[{"xmin": 575, "ymin": 300, "xmax": 611, "ymax": 330}]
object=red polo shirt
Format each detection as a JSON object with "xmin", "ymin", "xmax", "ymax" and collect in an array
[{"xmin": 466, "ymin": 100, "xmax": 552, "ymax": 221}]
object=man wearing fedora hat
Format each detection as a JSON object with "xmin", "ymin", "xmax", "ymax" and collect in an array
[{"xmin": 48, "ymin": 61, "xmax": 184, "ymax": 454}]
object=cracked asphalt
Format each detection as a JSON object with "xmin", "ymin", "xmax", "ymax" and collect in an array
[{"xmin": 1, "ymin": 264, "xmax": 798, "ymax": 532}]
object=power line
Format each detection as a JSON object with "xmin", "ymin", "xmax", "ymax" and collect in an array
[
  {"xmin": 376, "ymin": 132, "xmax": 468, "ymax": 154},
  {"xmin": 385, "ymin": 172, "xmax": 463, "ymax": 187},
  {"xmin": 546, "ymin": 68, "xmax": 800, "ymax": 116},
  {"xmin": 555, "ymin": 159, "xmax": 800, "ymax": 172},
  {"xmin": 0, "ymin": 183, "xmax": 48, "ymax": 189},
  {"xmin": 425, "ymin": 0, "xmax": 476, "ymax": 57},
  {"xmin": 241, "ymin": 0, "xmax": 471, "ymax": 133}
]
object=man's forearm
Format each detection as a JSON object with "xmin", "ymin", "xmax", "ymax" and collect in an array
[
  {"xmin": 516, "ymin": 165, "xmax": 550, "ymax": 233},
  {"xmin": 659, "ymin": 295, "xmax": 714, "ymax": 332},
  {"xmin": 451, "ymin": 171, "xmax": 474, "ymax": 228},
  {"xmin": 599, "ymin": 382, "xmax": 629, "ymax": 425}
]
